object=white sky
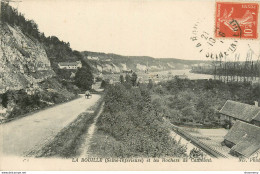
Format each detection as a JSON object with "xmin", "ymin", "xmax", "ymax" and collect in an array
[{"xmin": 9, "ymin": 0, "xmax": 260, "ymax": 60}]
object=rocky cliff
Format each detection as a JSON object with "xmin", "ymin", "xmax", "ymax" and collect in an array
[
  {"xmin": 82, "ymin": 51, "xmax": 209, "ymax": 74},
  {"xmin": 0, "ymin": 23, "xmax": 55, "ymax": 94}
]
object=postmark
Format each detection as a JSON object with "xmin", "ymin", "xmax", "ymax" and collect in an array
[
  {"xmin": 191, "ymin": 21, "xmax": 239, "ymax": 61},
  {"xmin": 215, "ymin": 2, "xmax": 259, "ymax": 39}
]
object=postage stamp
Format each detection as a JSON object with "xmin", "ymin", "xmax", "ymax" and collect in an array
[{"xmin": 215, "ymin": 2, "xmax": 259, "ymax": 39}]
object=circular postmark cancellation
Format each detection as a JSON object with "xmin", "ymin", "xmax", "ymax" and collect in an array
[
  {"xmin": 191, "ymin": 1, "xmax": 259, "ymax": 61},
  {"xmin": 191, "ymin": 21, "xmax": 238, "ymax": 61},
  {"xmin": 215, "ymin": 2, "xmax": 259, "ymax": 39}
]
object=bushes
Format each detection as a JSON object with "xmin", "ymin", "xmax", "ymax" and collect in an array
[
  {"xmin": 0, "ymin": 83, "xmax": 76, "ymax": 119},
  {"xmin": 94, "ymin": 84, "xmax": 187, "ymax": 158},
  {"xmin": 1, "ymin": 90, "xmax": 46, "ymax": 118},
  {"xmin": 151, "ymin": 78, "xmax": 260, "ymax": 127},
  {"xmin": 74, "ymin": 67, "xmax": 93, "ymax": 90},
  {"xmin": 100, "ymin": 80, "xmax": 108, "ymax": 89}
]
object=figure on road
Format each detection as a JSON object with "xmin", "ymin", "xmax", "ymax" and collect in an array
[{"xmin": 85, "ymin": 90, "xmax": 92, "ymax": 99}]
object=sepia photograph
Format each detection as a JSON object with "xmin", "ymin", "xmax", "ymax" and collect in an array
[{"xmin": 0, "ymin": 0, "xmax": 260, "ymax": 171}]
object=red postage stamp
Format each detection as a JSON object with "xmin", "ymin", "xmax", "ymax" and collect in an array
[{"xmin": 215, "ymin": 2, "xmax": 259, "ymax": 39}]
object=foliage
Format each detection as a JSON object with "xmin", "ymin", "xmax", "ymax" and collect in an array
[
  {"xmin": 1, "ymin": 90, "xmax": 44, "ymax": 118},
  {"xmin": 189, "ymin": 148, "xmax": 204, "ymax": 160},
  {"xmin": 1, "ymin": 92, "xmax": 8, "ymax": 108},
  {"xmin": 60, "ymin": 80, "xmax": 80, "ymax": 94},
  {"xmin": 152, "ymin": 78, "xmax": 260, "ymax": 127},
  {"xmin": 119, "ymin": 75, "xmax": 124, "ymax": 84},
  {"xmin": 125, "ymin": 74, "xmax": 131, "ymax": 84},
  {"xmin": 0, "ymin": 77, "xmax": 78, "ymax": 119},
  {"xmin": 95, "ymin": 76, "xmax": 103, "ymax": 82},
  {"xmin": 100, "ymin": 80, "xmax": 108, "ymax": 89},
  {"xmin": 191, "ymin": 60, "xmax": 260, "ymax": 80},
  {"xmin": 148, "ymin": 79, "xmax": 153, "ymax": 89},
  {"xmin": 56, "ymin": 69, "xmax": 77, "ymax": 80},
  {"xmin": 94, "ymin": 84, "xmax": 187, "ymax": 158},
  {"xmin": 74, "ymin": 67, "xmax": 93, "ymax": 90},
  {"xmin": 131, "ymin": 72, "xmax": 138, "ymax": 86}
]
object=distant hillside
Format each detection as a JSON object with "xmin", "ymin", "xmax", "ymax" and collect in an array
[{"xmin": 81, "ymin": 51, "xmax": 210, "ymax": 74}]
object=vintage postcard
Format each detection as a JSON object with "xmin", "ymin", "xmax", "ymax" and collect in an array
[{"xmin": 0, "ymin": 0, "xmax": 260, "ymax": 171}]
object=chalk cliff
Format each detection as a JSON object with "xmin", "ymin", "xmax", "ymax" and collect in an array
[{"xmin": 0, "ymin": 23, "xmax": 55, "ymax": 94}]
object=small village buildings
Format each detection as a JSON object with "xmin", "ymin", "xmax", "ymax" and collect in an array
[
  {"xmin": 223, "ymin": 120, "xmax": 260, "ymax": 157},
  {"xmin": 220, "ymin": 100, "xmax": 260, "ymax": 157},
  {"xmin": 191, "ymin": 63, "xmax": 212, "ymax": 70},
  {"xmin": 219, "ymin": 100, "xmax": 260, "ymax": 127},
  {"xmin": 58, "ymin": 61, "xmax": 82, "ymax": 69},
  {"xmin": 87, "ymin": 56, "xmax": 99, "ymax": 61}
]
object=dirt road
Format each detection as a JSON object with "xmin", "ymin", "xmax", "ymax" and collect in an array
[
  {"xmin": 0, "ymin": 94, "xmax": 101, "ymax": 156},
  {"xmin": 79, "ymin": 102, "xmax": 104, "ymax": 157}
]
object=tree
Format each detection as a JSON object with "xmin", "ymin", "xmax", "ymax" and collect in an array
[
  {"xmin": 74, "ymin": 67, "xmax": 93, "ymax": 90},
  {"xmin": 119, "ymin": 75, "xmax": 124, "ymax": 84},
  {"xmin": 147, "ymin": 79, "xmax": 153, "ymax": 89},
  {"xmin": 125, "ymin": 74, "xmax": 131, "ymax": 84},
  {"xmin": 0, "ymin": 92, "xmax": 9, "ymax": 108},
  {"xmin": 100, "ymin": 80, "xmax": 107, "ymax": 89},
  {"xmin": 131, "ymin": 72, "xmax": 138, "ymax": 86}
]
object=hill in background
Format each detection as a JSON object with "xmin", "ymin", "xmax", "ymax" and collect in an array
[{"xmin": 81, "ymin": 51, "xmax": 210, "ymax": 74}]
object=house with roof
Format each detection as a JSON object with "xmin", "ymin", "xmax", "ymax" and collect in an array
[
  {"xmin": 219, "ymin": 100, "xmax": 260, "ymax": 127},
  {"xmin": 223, "ymin": 120, "xmax": 260, "ymax": 157},
  {"xmin": 58, "ymin": 61, "xmax": 82, "ymax": 70},
  {"xmin": 87, "ymin": 56, "xmax": 99, "ymax": 61}
]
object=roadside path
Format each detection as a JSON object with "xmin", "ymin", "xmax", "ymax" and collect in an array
[
  {"xmin": 79, "ymin": 102, "xmax": 104, "ymax": 157},
  {"xmin": 0, "ymin": 94, "xmax": 101, "ymax": 156}
]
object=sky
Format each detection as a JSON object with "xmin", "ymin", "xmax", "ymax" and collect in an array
[{"xmin": 9, "ymin": 0, "xmax": 260, "ymax": 60}]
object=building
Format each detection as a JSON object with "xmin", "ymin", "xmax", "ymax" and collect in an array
[
  {"xmin": 219, "ymin": 100, "xmax": 260, "ymax": 127},
  {"xmin": 87, "ymin": 56, "xmax": 99, "ymax": 61},
  {"xmin": 252, "ymin": 112, "xmax": 260, "ymax": 126},
  {"xmin": 58, "ymin": 61, "xmax": 82, "ymax": 69},
  {"xmin": 223, "ymin": 120, "xmax": 260, "ymax": 157},
  {"xmin": 191, "ymin": 63, "xmax": 212, "ymax": 70}
]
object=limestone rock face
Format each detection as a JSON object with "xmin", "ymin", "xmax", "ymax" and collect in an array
[{"xmin": 0, "ymin": 23, "xmax": 55, "ymax": 94}]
